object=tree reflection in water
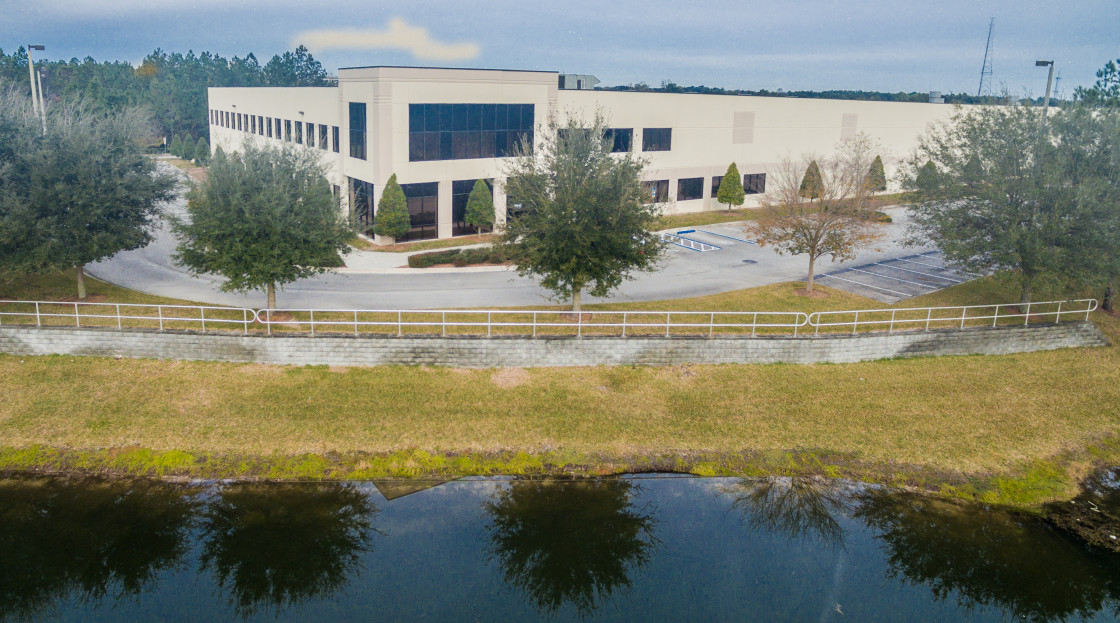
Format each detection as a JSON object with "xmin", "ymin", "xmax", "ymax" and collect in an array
[
  {"xmin": 199, "ymin": 482, "xmax": 378, "ymax": 618},
  {"xmin": 0, "ymin": 476, "xmax": 199, "ymax": 622},
  {"xmin": 855, "ymin": 490, "xmax": 1120, "ymax": 623},
  {"xmin": 483, "ymin": 478, "xmax": 659, "ymax": 618},
  {"xmin": 724, "ymin": 476, "xmax": 851, "ymax": 547}
]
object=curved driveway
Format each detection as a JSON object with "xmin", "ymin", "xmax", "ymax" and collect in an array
[{"xmin": 88, "ymin": 188, "xmax": 933, "ymax": 309}]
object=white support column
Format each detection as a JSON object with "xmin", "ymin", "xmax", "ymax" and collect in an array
[
  {"xmin": 437, "ymin": 180, "xmax": 453, "ymax": 239},
  {"xmin": 493, "ymin": 178, "xmax": 508, "ymax": 227}
]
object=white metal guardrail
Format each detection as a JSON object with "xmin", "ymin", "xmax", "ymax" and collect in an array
[
  {"xmin": 806, "ymin": 299, "xmax": 1098, "ymax": 334},
  {"xmin": 0, "ymin": 300, "xmax": 255, "ymax": 333},
  {"xmin": 0, "ymin": 299, "xmax": 1099, "ymax": 338},
  {"xmin": 255, "ymin": 308, "xmax": 809, "ymax": 337}
]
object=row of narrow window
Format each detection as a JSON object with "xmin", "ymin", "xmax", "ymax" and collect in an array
[
  {"xmin": 209, "ymin": 109, "xmax": 341, "ymax": 154},
  {"xmin": 645, "ymin": 174, "xmax": 767, "ymax": 203}
]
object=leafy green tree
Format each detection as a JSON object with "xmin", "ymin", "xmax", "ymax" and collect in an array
[
  {"xmin": 372, "ymin": 174, "xmax": 411, "ymax": 240},
  {"xmin": 0, "ymin": 87, "xmax": 178, "ymax": 298},
  {"xmin": 799, "ymin": 160, "xmax": 823, "ymax": 199},
  {"xmin": 171, "ymin": 141, "xmax": 353, "ymax": 308},
  {"xmin": 499, "ymin": 112, "xmax": 665, "ymax": 312},
  {"xmin": 169, "ymin": 133, "xmax": 183, "ymax": 157},
  {"xmin": 716, "ymin": 162, "xmax": 745, "ymax": 210},
  {"xmin": 465, "ymin": 179, "xmax": 494, "ymax": 233},
  {"xmin": 867, "ymin": 155, "xmax": 887, "ymax": 191},
  {"xmin": 902, "ymin": 104, "xmax": 1120, "ymax": 304},
  {"xmin": 194, "ymin": 136, "xmax": 210, "ymax": 164}
]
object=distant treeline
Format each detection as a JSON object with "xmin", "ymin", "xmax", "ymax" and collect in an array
[
  {"xmin": 0, "ymin": 45, "xmax": 328, "ymax": 141},
  {"xmin": 601, "ymin": 81, "xmax": 1017, "ymax": 105}
]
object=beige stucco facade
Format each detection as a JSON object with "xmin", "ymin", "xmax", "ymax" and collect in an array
[{"xmin": 207, "ymin": 66, "xmax": 958, "ymax": 241}]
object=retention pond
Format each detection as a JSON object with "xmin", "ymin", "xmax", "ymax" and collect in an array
[{"xmin": 2, "ymin": 474, "xmax": 1118, "ymax": 622}]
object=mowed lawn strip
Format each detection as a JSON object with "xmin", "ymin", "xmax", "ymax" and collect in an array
[
  {"xmin": 1, "ymin": 307, "xmax": 1116, "ymax": 475},
  {"xmin": 2, "ymin": 269, "xmax": 1117, "ymax": 485}
]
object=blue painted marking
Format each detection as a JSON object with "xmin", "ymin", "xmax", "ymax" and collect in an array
[
  {"xmin": 677, "ymin": 229, "xmax": 696, "ymax": 234},
  {"xmin": 696, "ymin": 229, "xmax": 756, "ymax": 244}
]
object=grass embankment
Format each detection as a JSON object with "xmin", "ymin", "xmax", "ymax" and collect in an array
[{"xmin": 1, "ymin": 270, "xmax": 1118, "ymax": 508}]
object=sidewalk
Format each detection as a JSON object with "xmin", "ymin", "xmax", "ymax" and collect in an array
[{"xmin": 337, "ymin": 241, "xmax": 512, "ymax": 274}]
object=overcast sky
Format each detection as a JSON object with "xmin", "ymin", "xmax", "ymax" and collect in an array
[{"xmin": 3, "ymin": 0, "xmax": 1115, "ymax": 95}]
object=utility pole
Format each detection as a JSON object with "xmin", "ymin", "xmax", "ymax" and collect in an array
[
  {"xmin": 26, "ymin": 44, "xmax": 46, "ymax": 133},
  {"xmin": 1036, "ymin": 60, "xmax": 1055, "ymax": 121}
]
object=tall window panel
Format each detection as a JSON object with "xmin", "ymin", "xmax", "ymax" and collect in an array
[
  {"xmin": 400, "ymin": 182, "xmax": 439, "ymax": 241},
  {"xmin": 408, "ymin": 103, "xmax": 533, "ymax": 162},
  {"xmin": 284, "ymin": 120, "xmax": 292, "ymax": 142},
  {"xmin": 349, "ymin": 102, "xmax": 367, "ymax": 160},
  {"xmin": 306, "ymin": 122, "xmax": 315, "ymax": 147},
  {"xmin": 266, "ymin": 117, "xmax": 273, "ymax": 138},
  {"xmin": 349, "ymin": 178, "xmax": 375, "ymax": 231},
  {"xmin": 332, "ymin": 126, "xmax": 340, "ymax": 153},
  {"xmin": 642, "ymin": 128, "xmax": 671, "ymax": 151},
  {"xmin": 319, "ymin": 124, "xmax": 328, "ymax": 151},
  {"xmin": 275, "ymin": 118, "xmax": 282, "ymax": 139},
  {"xmin": 295, "ymin": 121, "xmax": 303, "ymax": 144},
  {"xmin": 605, "ymin": 128, "xmax": 633, "ymax": 153},
  {"xmin": 451, "ymin": 179, "xmax": 493, "ymax": 236},
  {"xmin": 641, "ymin": 180, "xmax": 669, "ymax": 203},
  {"xmin": 743, "ymin": 173, "xmax": 767, "ymax": 194},
  {"xmin": 677, "ymin": 177, "xmax": 703, "ymax": 201}
]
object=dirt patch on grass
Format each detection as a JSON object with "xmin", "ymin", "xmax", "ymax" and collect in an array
[
  {"xmin": 328, "ymin": 366, "xmax": 349, "ymax": 374},
  {"xmin": 491, "ymin": 367, "xmax": 530, "ymax": 389},
  {"xmin": 794, "ymin": 288, "xmax": 830, "ymax": 299},
  {"xmin": 236, "ymin": 363, "xmax": 284, "ymax": 376}
]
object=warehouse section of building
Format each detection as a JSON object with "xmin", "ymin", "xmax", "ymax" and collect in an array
[{"xmin": 207, "ymin": 65, "xmax": 957, "ymax": 244}]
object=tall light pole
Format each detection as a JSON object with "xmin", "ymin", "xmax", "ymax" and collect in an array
[
  {"xmin": 27, "ymin": 44, "xmax": 46, "ymax": 133},
  {"xmin": 1036, "ymin": 60, "xmax": 1055, "ymax": 120}
]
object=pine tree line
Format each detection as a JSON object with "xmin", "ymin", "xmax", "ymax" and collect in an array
[{"xmin": 0, "ymin": 45, "xmax": 328, "ymax": 142}]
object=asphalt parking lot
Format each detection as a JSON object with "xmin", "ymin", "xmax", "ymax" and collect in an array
[{"xmin": 814, "ymin": 250, "xmax": 971, "ymax": 303}]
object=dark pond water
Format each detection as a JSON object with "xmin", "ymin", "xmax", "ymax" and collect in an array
[{"xmin": 1, "ymin": 475, "xmax": 1118, "ymax": 622}]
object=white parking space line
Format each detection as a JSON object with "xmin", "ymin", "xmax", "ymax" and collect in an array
[
  {"xmin": 695, "ymin": 229, "xmax": 756, "ymax": 244},
  {"xmin": 844, "ymin": 267, "xmax": 941, "ymax": 290},
  {"xmin": 818, "ymin": 273, "xmax": 912, "ymax": 297},
  {"xmin": 871, "ymin": 262, "xmax": 963, "ymax": 283},
  {"xmin": 893, "ymin": 256, "xmax": 952, "ymax": 270}
]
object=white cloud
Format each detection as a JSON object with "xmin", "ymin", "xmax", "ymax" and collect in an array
[{"xmin": 294, "ymin": 18, "xmax": 479, "ymax": 61}]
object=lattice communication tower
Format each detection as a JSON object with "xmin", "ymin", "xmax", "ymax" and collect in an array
[{"xmin": 977, "ymin": 18, "xmax": 995, "ymax": 97}]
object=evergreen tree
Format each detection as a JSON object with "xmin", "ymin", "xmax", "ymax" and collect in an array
[
  {"xmin": 465, "ymin": 179, "xmax": 494, "ymax": 233},
  {"xmin": 171, "ymin": 142, "xmax": 352, "ymax": 308},
  {"xmin": 799, "ymin": 160, "xmax": 823, "ymax": 200},
  {"xmin": 915, "ymin": 160, "xmax": 939, "ymax": 192},
  {"xmin": 169, "ymin": 133, "xmax": 182, "ymax": 157},
  {"xmin": 372, "ymin": 174, "xmax": 410, "ymax": 240},
  {"xmin": 194, "ymin": 136, "xmax": 210, "ymax": 164},
  {"xmin": 867, "ymin": 155, "xmax": 887, "ymax": 192},
  {"xmin": 716, "ymin": 162, "xmax": 746, "ymax": 210}
]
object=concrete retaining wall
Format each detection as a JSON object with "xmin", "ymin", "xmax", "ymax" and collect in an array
[{"xmin": 0, "ymin": 322, "xmax": 1108, "ymax": 368}]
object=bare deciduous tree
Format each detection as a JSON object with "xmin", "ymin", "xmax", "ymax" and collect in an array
[{"xmin": 747, "ymin": 135, "xmax": 886, "ymax": 293}]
